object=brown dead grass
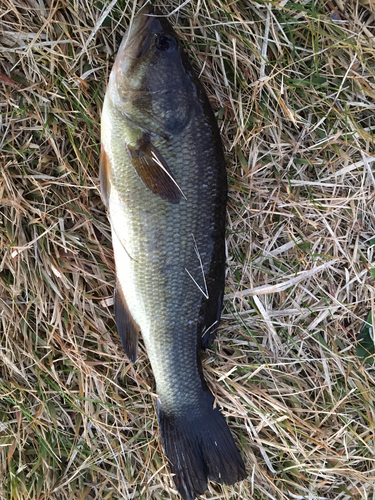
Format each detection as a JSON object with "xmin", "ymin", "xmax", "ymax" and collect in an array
[{"xmin": 1, "ymin": 0, "xmax": 375, "ymax": 499}]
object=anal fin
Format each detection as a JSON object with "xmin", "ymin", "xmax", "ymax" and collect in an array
[{"xmin": 114, "ymin": 280, "xmax": 140, "ymax": 363}]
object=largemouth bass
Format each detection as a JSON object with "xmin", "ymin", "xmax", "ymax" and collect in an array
[{"xmin": 100, "ymin": 6, "xmax": 246, "ymax": 499}]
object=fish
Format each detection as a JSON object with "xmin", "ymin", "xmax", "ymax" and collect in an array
[{"xmin": 100, "ymin": 5, "xmax": 246, "ymax": 499}]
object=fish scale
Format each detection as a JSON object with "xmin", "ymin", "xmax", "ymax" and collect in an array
[
  {"xmin": 100, "ymin": 5, "xmax": 246, "ymax": 499},
  {"xmin": 108, "ymin": 112, "xmax": 216, "ymax": 410}
]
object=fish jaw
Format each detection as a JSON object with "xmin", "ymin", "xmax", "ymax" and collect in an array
[
  {"xmin": 106, "ymin": 5, "xmax": 195, "ymax": 137},
  {"xmin": 108, "ymin": 6, "xmax": 163, "ymax": 104}
]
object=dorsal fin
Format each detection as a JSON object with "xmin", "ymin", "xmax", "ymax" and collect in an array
[{"xmin": 200, "ymin": 289, "xmax": 224, "ymax": 349}]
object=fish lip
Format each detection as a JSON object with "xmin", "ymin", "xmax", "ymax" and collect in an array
[
  {"xmin": 131, "ymin": 4, "xmax": 155, "ymax": 36},
  {"xmin": 122, "ymin": 5, "xmax": 161, "ymax": 60},
  {"xmin": 109, "ymin": 5, "xmax": 160, "ymax": 105}
]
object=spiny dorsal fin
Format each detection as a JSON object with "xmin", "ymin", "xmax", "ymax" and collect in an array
[
  {"xmin": 127, "ymin": 132, "xmax": 182, "ymax": 203},
  {"xmin": 114, "ymin": 280, "xmax": 140, "ymax": 363},
  {"xmin": 99, "ymin": 144, "xmax": 111, "ymax": 206}
]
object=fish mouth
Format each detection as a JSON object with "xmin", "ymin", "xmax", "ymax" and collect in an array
[
  {"xmin": 110, "ymin": 5, "xmax": 161, "ymax": 103},
  {"xmin": 121, "ymin": 5, "xmax": 160, "ymax": 60}
]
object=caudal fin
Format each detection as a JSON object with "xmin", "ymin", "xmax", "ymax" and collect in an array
[{"xmin": 157, "ymin": 393, "xmax": 246, "ymax": 500}]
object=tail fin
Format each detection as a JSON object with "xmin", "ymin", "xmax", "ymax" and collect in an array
[{"xmin": 157, "ymin": 393, "xmax": 246, "ymax": 500}]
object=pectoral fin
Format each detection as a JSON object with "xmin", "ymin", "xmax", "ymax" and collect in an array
[
  {"xmin": 99, "ymin": 144, "xmax": 111, "ymax": 206},
  {"xmin": 114, "ymin": 280, "xmax": 140, "ymax": 363},
  {"xmin": 128, "ymin": 133, "xmax": 182, "ymax": 203}
]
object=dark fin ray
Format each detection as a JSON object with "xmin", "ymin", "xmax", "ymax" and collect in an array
[
  {"xmin": 99, "ymin": 144, "xmax": 111, "ymax": 206},
  {"xmin": 201, "ymin": 289, "xmax": 224, "ymax": 349},
  {"xmin": 157, "ymin": 393, "xmax": 246, "ymax": 500},
  {"xmin": 128, "ymin": 133, "xmax": 181, "ymax": 203},
  {"xmin": 199, "ymin": 189, "xmax": 227, "ymax": 350},
  {"xmin": 114, "ymin": 280, "xmax": 140, "ymax": 363}
]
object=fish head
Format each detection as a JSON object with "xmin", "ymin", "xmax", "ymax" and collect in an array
[{"xmin": 108, "ymin": 5, "xmax": 198, "ymax": 135}]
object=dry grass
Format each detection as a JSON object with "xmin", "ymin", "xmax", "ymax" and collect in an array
[{"xmin": 1, "ymin": 0, "xmax": 375, "ymax": 499}]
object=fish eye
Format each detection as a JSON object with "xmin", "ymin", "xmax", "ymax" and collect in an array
[{"xmin": 156, "ymin": 34, "xmax": 177, "ymax": 52}]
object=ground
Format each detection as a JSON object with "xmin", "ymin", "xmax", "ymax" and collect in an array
[{"xmin": 1, "ymin": 0, "xmax": 375, "ymax": 499}]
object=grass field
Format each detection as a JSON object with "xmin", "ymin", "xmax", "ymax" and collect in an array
[{"xmin": 1, "ymin": 0, "xmax": 375, "ymax": 499}]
